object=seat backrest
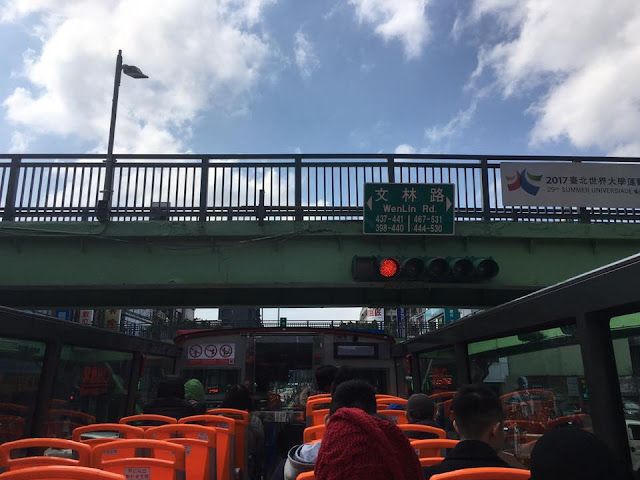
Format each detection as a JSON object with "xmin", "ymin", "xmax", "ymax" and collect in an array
[
  {"xmin": 92, "ymin": 439, "xmax": 185, "ymax": 480},
  {"xmin": 398, "ymin": 424, "xmax": 446, "ymax": 439},
  {"xmin": 0, "ymin": 438, "xmax": 92, "ymax": 471},
  {"xmin": 310, "ymin": 409, "xmax": 329, "ymax": 427},
  {"xmin": 430, "ymin": 467, "xmax": 531, "ymax": 479},
  {"xmin": 44, "ymin": 410, "xmax": 96, "ymax": 439},
  {"xmin": 146, "ymin": 425, "xmax": 217, "ymax": 480},
  {"xmin": 207, "ymin": 409, "xmax": 249, "ymax": 476},
  {"xmin": 119, "ymin": 415, "xmax": 177, "ymax": 430},
  {"xmin": 305, "ymin": 398, "xmax": 332, "ymax": 426},
  {"xmin": 296, "ymin": 471, "xmax": 315, "ymax": 480},
  {"xmin": 303, "ymin": 425, "xmax": 326, "ymax": 443},
  {"xmin": 307, "ymin": 394, "xmax": 331, "ymax": 402},
  {"xmin": 420, "ymin": 457, "xmax": 444, "ymax": 467},
  {"xmin": 375, "ymin": 398, "xmax": 408, "ymax": 408},
  {"xmin": 411, "ymin": 439, "xmax": 459, "ymax": 458},
  {"xmin": 179, "ymin": 415, "xmax": 236, "ymax": 480},
  {"xmin": 376, "ymin": 409, "xmax": 408, "ymax": 424},
  {"xmin": 72, "ymin": 424, "xmax": 145, "ymax": 447},
  {"xmin": 0, "ymin": 465, "xmax": 126, "ymax": 479},
  {"xmin": 428, "ymin": 392, "xmax": 456, "ymax": 403}
]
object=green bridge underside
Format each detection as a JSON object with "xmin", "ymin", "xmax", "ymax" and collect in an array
[{"xmin": 1, "ymin": 221, "xmax": 638, "ymax": 308}]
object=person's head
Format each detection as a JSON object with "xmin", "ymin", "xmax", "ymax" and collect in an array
[
  {"xmin": 314, "ymin": 365, "xmax": 338, "ymax": 393},
  {"xmin": 157, "ymin": 376, "xmax": 185, "ymax": 399},
  {"xmin": 222, "ymin": 384, "xmax": 253, "ymax": 411},
  {"xmin": 517, "ymin": 376, "xmax": 529, "ymax": 390},
  {"xmin": 406, "ymin": 393, "xmax": 435, "ymax": 423},
  {"xmin": 184, "ymin": 378, "xmax": 205, "ymax": 402},
  {"xmin": 451, "ymin": 384, "xmax": 505, "ymax": 451},
  {"xmin": 329, "ymin": 379, "xmax": 377, "ymax": 416},
  {"xmin": 530, "ymin": 428, "xmax": 622, "ymax": 480},
  {"xmin": 330, "ymin": 366, "xmax": 358, "ymax": 395}
]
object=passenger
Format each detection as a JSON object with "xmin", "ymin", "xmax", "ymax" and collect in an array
[
  {"xmin": 405, "ymin": 393, "xmax": 440, "ymax": 440},
  {"xmin": 222, "ymin": 384, "xmax": 265, "ymax": 480},
  {"xmin": 184, "ymin": 378, "xmax": 207, "ymax": 414},
  {"xmin": 529, "ymin": 427, "xmax": 623, "ymax": 480},
  {"xmin": 315, "ymin": 379, "xmax": 424, "ymax": 480},
  {"xmin": 297, "ymin": 364, "xmax": 338, "ymax": 407},
  {"xmin": 144, "ymin": 375, "xmax": 199, "ymax": 419},
  {"xmin": 272, "ymin": 366, "xmax": 358, "ymax": 480},
  {"xmin": 424, "ymin": 384, "xmax": 522, "ymax": 479}
]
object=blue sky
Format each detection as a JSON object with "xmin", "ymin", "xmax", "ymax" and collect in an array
[{"xmin": 2, "ymin": 0, "xmax": 639, "ymax": 320}]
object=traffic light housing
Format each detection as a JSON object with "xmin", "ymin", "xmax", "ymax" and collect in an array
[{"xmin": 352, "ymin": 255, "xmax": 498, "ymax": 282}]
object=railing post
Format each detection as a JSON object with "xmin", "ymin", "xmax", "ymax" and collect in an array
[
  {"xmin": 3, "ymin": 156, "xmax": 21, "ymax": 221},
  {"xmin": 387, "ymin": 157, "xmax": 395, "ymax": 183},
  {"xmin": 199, "ymin": 157, "xmax": 209, "ymax": 222},
  {"xmin": 480, "ymin": 159, "xmax": 491, "ymax": 221},
  {"xmin": 294, "ymin": 157, "xmax": 302, "ymax": 221}
]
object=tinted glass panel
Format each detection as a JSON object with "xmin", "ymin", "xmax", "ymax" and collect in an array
[
  {"xmin": 469, "ymin": 326, "xmax": 591, "ymax": 467},
  {"xmin": 0, "ymin": 338, "xmax": 45, "ymax": 441},
  {"xmin": 49, "ymin": 346, "xmax": 132, "ymax": 436}
]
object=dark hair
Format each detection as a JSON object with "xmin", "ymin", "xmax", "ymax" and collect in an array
[
  {"xmin": 452, "ymin": 384, "xmax": 503, "ymax": 438},
  {"xmin": 530, "ymin": 427, "xmax": 622, "ymax": 480},
  {"xmin": 315, "ymin": 365, "xmax": 338, "ymax": 392},
  {"xmin": 330, "ymin": 379, "xmax": 377, "ymax": 415},
  {"xmin": 406, "ymin": 393, "xmax": 435, "ymax": 421},
  {"xmin": 157, "ymin": 375, "xmax": 185, "ymax": 399},
  {"xmin": 222, "ymin": 384, "xmax": 253, "ymax": 411},
  {"xmin": 330, "ymin": 366, "xmax": 359, "ymax": 395}
]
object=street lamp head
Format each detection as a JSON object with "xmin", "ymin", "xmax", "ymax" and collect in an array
[{"xmin": 122, "ymin": 64, "xmax": 148, "ymax": 79}]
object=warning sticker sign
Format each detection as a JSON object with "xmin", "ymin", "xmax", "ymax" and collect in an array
[{"xmin": 187, "ymin": 343, "xmax": 235, "ymax": 365}]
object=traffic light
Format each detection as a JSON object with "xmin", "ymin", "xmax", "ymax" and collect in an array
[{"xmin": 352, "ymin": 255, "xmax": 498, "ymax": 282}]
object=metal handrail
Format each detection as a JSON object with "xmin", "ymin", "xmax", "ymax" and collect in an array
[{"xmin": 0, "ymin": 153, "xmax": 638, "ymax": 223}]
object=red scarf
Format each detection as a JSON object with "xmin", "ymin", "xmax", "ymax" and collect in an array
[{"xmin": 315, "ymin": 407, "xmax": 425, "ymax": 480}]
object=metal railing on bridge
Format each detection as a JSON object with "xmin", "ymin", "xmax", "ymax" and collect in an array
[{"xmin": 1, "ymin": 153, "xmax": 638, "ymax": 223}]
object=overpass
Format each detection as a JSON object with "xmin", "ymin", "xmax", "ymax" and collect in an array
[{"xmin": 0, "ymin": 153, "xmax": 638, "ymax": 308}]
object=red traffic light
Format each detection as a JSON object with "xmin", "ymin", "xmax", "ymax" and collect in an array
[{"xmin": 379, "ymin": 258, "xmax": 400, "ymax": 278}]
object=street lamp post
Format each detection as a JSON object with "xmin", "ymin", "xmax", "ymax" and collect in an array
[{"xmin": 97, "ymin": 49, "xmax": 148, "ymax": 222}]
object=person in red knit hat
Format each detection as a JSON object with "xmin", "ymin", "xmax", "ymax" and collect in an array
[{"xmin": 315, "ymin": 380, "xmax": 424, "ymax": 480}]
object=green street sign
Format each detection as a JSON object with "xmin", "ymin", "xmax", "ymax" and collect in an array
[{"xmin": 363, "ymin": 183, "xmax": 455, "ymax": 235}]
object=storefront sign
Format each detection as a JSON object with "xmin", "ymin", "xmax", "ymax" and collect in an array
[
  {"xmin": 79, "ymin": 310, "xmax": 94, "ymax": 326},
  {"xmin": 80, "ymin": 365, "xmax": 110, "ymax": 395},
  {"xmin": 501, "ymin": 162, "xmax": 640, "ymax": 207},
  {"xmin": 104, "ymin": 309, "xmax": 121, "ymax": 329},
  {"xmin": 187, "ymin": 343, "xmax": 235, "ymax": 365},
  {"xmin": 366, "ymin": 308, "xmax": 384, "ymax": 323}
]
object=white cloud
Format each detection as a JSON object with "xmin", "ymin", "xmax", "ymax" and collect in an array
[
  {"xmin": 394, "ymin": 144, "xmax": 415, "ymax": 154},
  {"xmin": 424, "ymin": 99, "xmax": 478, "ymax": 147},
  {"xmin": 8, "ymin": 131, "xmax": 30, "ymax": 152},
  {"xmin": 469, "ymin": 0, "xmax": 640, "ymax": 154},
  {"xmin": 2, "ymin": 0, "xmax": 277, "ymax": 153},
  {"xmin": 294, "ymin": 30, "xmax": 320, "ymax": 78},
  {"xmin": 349, "ymin": 0, "xmax": 431, "ymax": 59}
]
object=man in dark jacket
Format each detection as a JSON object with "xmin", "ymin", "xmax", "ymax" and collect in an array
[
  {"xmin": 424, "ymin": 384, "xmax": 521, "ymax": 479},
  {"xmin": 144, "ymin": 375, "xmax": 199, "ymax": 420},
  {"xmin": 406, "ymin": 393, "xmax": 440, "ymax": 440}
]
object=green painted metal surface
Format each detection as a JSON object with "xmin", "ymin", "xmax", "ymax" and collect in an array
[
  {"xmin": 0, "ymin": 220, "xmax": 638, "ymax": 308},
  {"xmin": 363, "ymin": 183, "xmax": 455, "ymax": 235}
]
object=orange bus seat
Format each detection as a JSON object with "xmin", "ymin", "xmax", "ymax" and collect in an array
[
  {"xmin": 430, "ymin": 467, "xmax": 531, "ymax": 479},
  {"xmin": 428, "ymin": 392, "xmax": 456, "ymax": 403},
  {"xmin": 398, "ymin": 424, "xmax": 446, "ymax": 439},
  {"xmin": 307, "ymin": 394, "xmax": 330, "ymax": 402},
  {"xmin": 0, "ymin": 438, "xmax": 91, "ymax": 471},
  {"xmin": 420, "ymin": 457, "xmax": 445, "ymax": 467},
  {"xmin": 207, "ymin": 408, "xmax": 249, "ymax": 478},
  {"xmin": 411, "ymin": 439, "xmax": 459, "ymax": 458},
  {"xmin": 376, "ymin": 409, "xmax": 408, "ymax": 424},
  {"xmin": 73, "ymin": 424, "xmax": 144, "ymax": 446},
  {"xmin": 43, "ymin": 410, "xmax": 96, "ymax": 439},
  {"xmin": 375, "ymin": 398, "xmax": 408, "ymax": 408},
  {"xmin": 0, "ymin": 465, "xmax": 126, "ymax": 479},
  {"xmin": 179, "ymin": 415, "xmax": 236, "ymax": 480},
  {"xmin": 146, "ymin": 424, "xmax": 217, "ymax": 480},
  {"xmin": 296, "ymin": 472, "xmax": 315, "ymax": 480},
  {"xmin": 305, "ymin": 398, "xmax": 332, "ymax": 427},
  {"xmin": 119, "ymin": 415, "xmax": 177, "ymax": 430},
  {"xmin": 91, "ymin": 439, "xmax": 185, "ymax": 480},
  {"xmin": 303, "ymin": 425, "xmax": 326, "ymax": 443}
]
